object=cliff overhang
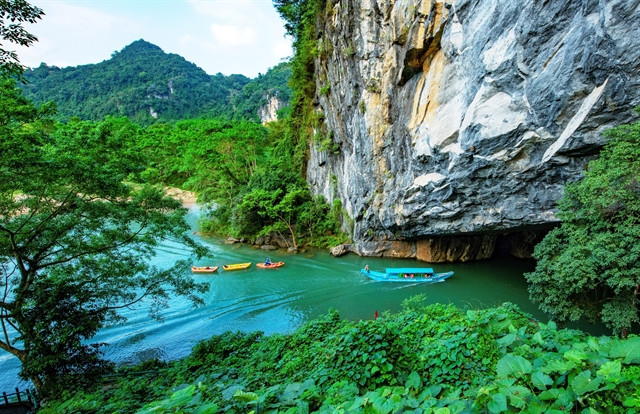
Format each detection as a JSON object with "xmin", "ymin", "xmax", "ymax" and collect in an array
[{"xmin": 307, "ymin": 0, "xmax": 640, "ymax": 262}]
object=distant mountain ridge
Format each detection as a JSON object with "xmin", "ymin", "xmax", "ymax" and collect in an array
[{"xmin": 20, "ymin": 39, "xmax": 291, "ymax": 124}]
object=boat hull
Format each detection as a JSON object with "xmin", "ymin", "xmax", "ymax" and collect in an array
[
  {"xmin": 222, "ymin": 262, "xmax": 252, "ymax": 271},
  {"xmin": 256, "ymin": 261, "xmax": 284, "ymax": 269},
  {"xmin": 361, "ymin": 268, "xmax": 453, "ymax": 283},
  {"xmin": 191, "ymin": 266, "xmax": 218, "ymax": 273}
]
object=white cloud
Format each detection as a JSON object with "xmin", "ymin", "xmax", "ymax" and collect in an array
[{"xmin": 210, "ymin": 24, "xmax": 257, "ymax": 47}]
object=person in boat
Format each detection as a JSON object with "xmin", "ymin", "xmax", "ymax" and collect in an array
[
  {"xmin": 265, "ymin": 258, "xmax": 271, "ymax": 265},
  {"xmin": 365, "ymin": 265, "xmax": 369, "ymax": 273}
]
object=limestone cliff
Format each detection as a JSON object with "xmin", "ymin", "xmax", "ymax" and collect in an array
[
  {"xmin": 308, "ymin": 0, "xmax": 640, "ymax": 261},
  {"xmin": 258, "ymin": 93, "xmax": 285, "ymax": 124}
]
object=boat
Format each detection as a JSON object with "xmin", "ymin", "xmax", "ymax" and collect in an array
[
  {"xmin": 256, "ymin": 261, "xmax": 285, "ymax": 269},
  {"xmin": 222, "ymin": 262, "xmax": 252, "ymax": 271},
  {"xmin": 191, "ymin": 266, "xmax": 218, "ymax": 273},
  {"xmin": 361, "ymin": 267, "xmax": 454, "ymax": 283}
]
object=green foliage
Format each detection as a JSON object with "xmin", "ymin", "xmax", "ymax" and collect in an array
[
  {"xmin": 343, "ymin": 45, "xmax": 356, "ymax": 57},
  {"xmin": 20, "ymin": 40, "xmax": 291, "ymax": 125},
  {"xmin": 0, "ymin": 78, "xmax": 209, "ymax": 396},
  {"xmin": 474, "ymin": 320, "xmax": 640, "ymax": 413},
  {"xmin": 93, "ymin": 113, "xmax": 348, "ymax": 249},
  {"xmin": 230, "ymin": 62, "xmax": 293, "ymax": 122},
  {"xmin": 366, "ymin": 78, "xmax": 382, "ymax": 93},
  {"xmin": 0, "ymin": 0, "xmax": 44, "ymax": 78},
  {"xmin": 225, "ymin": 168, "xmax": 346, "ymax": 248},
  {"xmin": 318, "ymin": 83, "xmax": 330, "ymax": 95},
  {"xmin": 525, "ymin": 113, "xmax": 640, "ymax": 337},
  {"xmin": 273, "ymin": 0, "xmax": 326, "ymax": 176},
  {"xmin": 39, "ymin": 300, "xmax": 640, "ymax": 413}
]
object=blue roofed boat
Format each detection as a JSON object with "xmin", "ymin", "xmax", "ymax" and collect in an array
[{"xmin": 361, "ymin": 266, "xmax": 453, "ymax": 283}]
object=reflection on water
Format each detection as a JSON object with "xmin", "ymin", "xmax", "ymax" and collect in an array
[{"xmin": 1, "ymin": 205, "xmax": 550, "ymax": 391}]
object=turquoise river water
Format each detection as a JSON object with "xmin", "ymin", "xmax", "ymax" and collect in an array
[{"xmin": 1, "ymin": 205, "xmax": 547, "ymax": 392}]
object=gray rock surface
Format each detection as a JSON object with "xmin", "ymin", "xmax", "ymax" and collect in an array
[
  {"xmin": 310, "ymin": 0, "xmax": 640, "ymax": 261},
  {"xmin": 258, "ymin": 94, "xmax": 285, "ymax": 124}
]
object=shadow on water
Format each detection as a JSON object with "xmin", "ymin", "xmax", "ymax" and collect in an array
[{"xmin": 0, "ymin": 205, "xmax": 610, "ymax": 391}]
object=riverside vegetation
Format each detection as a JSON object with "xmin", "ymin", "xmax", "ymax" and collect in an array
[{"xmin": 38, "ymin": 298, "xmax": 640, "ymax": 413}]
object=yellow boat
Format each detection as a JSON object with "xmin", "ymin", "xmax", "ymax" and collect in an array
[
  {"xmin": 191, "ymin": 266, "xmax": 218, "ymax": 273},
  {"xmin": 222, "ymin": 262, "xmax": 252, "ymax": 271}
]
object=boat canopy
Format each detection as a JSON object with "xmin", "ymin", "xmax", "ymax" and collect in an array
[{"xmin": 386, "ymin": 268, "xmax": 434, "ymax": 274}]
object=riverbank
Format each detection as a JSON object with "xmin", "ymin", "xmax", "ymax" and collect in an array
[
  {"xmin": 36, "ymin": 302, "xmax": 636, "ymax": 413},
  {"xmin": 165, "ymin": 187, "xmax": 197, "ymax": 207}
]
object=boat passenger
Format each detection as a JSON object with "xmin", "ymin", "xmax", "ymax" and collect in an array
[
  {"xmin": 365, "ymin": 265, "xmax": 369, "ymax": 273},
  {"xmin": 265, "ymin": 258, "xmax": 271, "ymax": 265}
]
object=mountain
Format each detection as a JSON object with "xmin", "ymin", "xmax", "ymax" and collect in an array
[
  {"xmin": 305, "ymin": 0, "xmax": 640, "ymax": 262},
  {"xmin": 20, "ymin": 39, "xmax": 291, "ymax": 124}
]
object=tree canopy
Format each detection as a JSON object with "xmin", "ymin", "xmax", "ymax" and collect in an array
[
  {"xmin": 19, "ymin": 40, "xmax": 291, "ymax": 125},
  {"xmin": 525, "ymin": 113, "xmax": 640, "ymax": 337},
  {"xmin": 0, "ymin": 78, "xmax": 209, "ymax": 396},
  {"xmin": 0, "ymin": 0, "xmax": 44, "ymax": 77}
]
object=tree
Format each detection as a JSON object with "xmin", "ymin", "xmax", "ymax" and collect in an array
[
  {"xmin": 239, "ymin": 187, "xmax": 310, "ymax": 249},
  {"xmin": 0, "ymin": 0, "xmax": 44, "ymax": 77},
  {"xmin": 525, "ymin": 113, "xmax": 640, "ymax": 337},
  {"xmin": 0, "ymin": 79, "xmax": 209, "ymax": 396}
]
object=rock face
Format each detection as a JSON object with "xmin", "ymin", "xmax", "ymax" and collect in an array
[
  {"xmin": 258, "ymin": 94, "xmax": 285, "ymax": 124},
  {"xmin": 309, "ymin": 0, "xmax": 640, "ymax": 262}
]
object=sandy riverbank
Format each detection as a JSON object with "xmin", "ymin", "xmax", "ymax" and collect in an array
[{"xmin": 165, "ymin": 188, "xmax": 197, "ymax": 207}]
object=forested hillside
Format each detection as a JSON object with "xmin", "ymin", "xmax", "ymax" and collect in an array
[{"xmin": 19, "ymin": 39, "xmax": 291, "ymax": 124}]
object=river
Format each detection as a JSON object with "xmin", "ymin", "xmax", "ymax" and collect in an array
[{"xmin": 0, "ymin": 205, "xmax": 543, "ymax": 392}]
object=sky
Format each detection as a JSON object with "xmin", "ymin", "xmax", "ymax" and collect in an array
[{"xmin": 12, "ymin": 0, "xmax": 293, "ymax": 78}]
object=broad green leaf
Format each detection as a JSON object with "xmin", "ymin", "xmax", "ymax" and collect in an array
[
  {"xmin": 233, "ymin": 390, "xmax": 259, "ymax": 403},
  {"xmin": 538, "ymin": 389, "xmax": 561, "ymax": 401},
  {"xmin": 563, "ymin": 349, "xmax": 588, "ymax": 363},
  {"xmin": 532, "ymin": 332, "xmax": 545, "ymax": 345},
  {"xmin": 531, "ymin": 371, "xmax": 553, "ymax": 390},
  {"xmin": 570, "ymin": 370, "xmax": 602, "ymax": 395},
  {"xmin": 542, "ymin": 358, "xmax": 576, "ymax": 374},
  {"xmin": 497, "ymin": 333, "xmax": 517, "ymax": 347},
  {"xmin": 596, "ymin": 360, "xmax": 621, "ymax": 377},
  {"xmin": 166, "ymin": 385, "xmax": 196, "ymax": 408},
  {"xmin": 282, "ymin": 382, "xmax": 303, "ymax": 401},
  {"xmin": 608, "ymin": 337, "xmax": 640, "ymax": 363},
  {"xmin": 405, "ymin": 371, "xmax": 421, "ymax": 390},
  {"xmin": 488, "ymin": 393, "xmax": 507, "ymax": 413},
  {"xmin": 496, "ymin": 354, "xmax": 532, "ymax": 378},
  {"xmin": 194, "ymin": 403, "xmax": 219, "ymax": 414},
  {"xmin": 507, "ymin": 385, "xmax": 531, "ymax": 408},
  {"xmin": 222, "ymin": 385, "xmax": 243, "ymax": 400}
]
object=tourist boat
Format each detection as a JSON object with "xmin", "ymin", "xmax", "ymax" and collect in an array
[
  {"xmin": 222, "ymin": 262, "xmax": 252, "ymax": 271},
  {"xmin": 361, "ymin": 267, "xmax": 454, "ymax": 283},
  {"xmin": 256, "ymin": 261, "xmax": 285, "ymax": 269},
  {"xmin": 191, "ymin": 266, "xmax": 218, "ymax": 273}
]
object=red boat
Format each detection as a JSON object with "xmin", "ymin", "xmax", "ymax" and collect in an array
[{"xmin": 256, "ymin": 261, "xmax": 285, "ymax": 269}]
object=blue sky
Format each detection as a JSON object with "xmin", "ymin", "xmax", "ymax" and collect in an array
[{"xmin": 13, "ymin": 0, "xmax": 293, "ymax": 78}]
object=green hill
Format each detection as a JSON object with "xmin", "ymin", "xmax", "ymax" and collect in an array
[{"xmin": 20, "ymin": 39, "xmax": 291, "ymax": 124}]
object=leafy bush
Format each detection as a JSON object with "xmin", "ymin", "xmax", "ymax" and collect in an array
[
  {"xmin": 526, "ymin": 113, "xmax": 640, "ymax": 337},
  {"xmin": 38, "ymin": 298, "xmax": 640, "ymax": 413}
]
